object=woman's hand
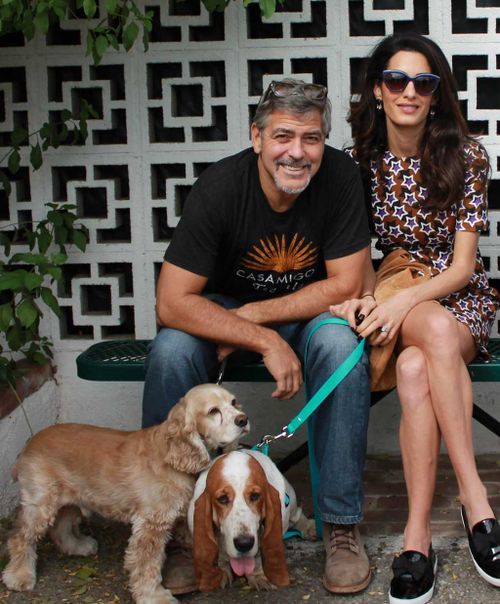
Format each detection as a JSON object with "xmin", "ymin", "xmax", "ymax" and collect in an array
[
  {"xmin": 356, "ymin": 289, "xmax": 414, "ymax": 345},
  {"xmin": 330, "ymin": 295, "xmax": 377, "ymax": 331}
]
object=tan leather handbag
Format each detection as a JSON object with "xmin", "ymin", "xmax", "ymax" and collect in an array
[{"xmin": 370, "ymin": 249, "xmax": 431, "ymax": 391}]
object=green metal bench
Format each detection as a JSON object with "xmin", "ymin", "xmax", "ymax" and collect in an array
[{"xmin": 76, "ymin": 338, "xmax": 500, "ymax": 451}]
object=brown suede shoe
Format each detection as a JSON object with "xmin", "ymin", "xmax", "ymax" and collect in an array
[
  {"xmin": 322, "ymin": 523, "xmax": 372, "ymax": 594},
  {"xmin": 163, "ymin": 545, "xmax": 198, "ymax": 595}
]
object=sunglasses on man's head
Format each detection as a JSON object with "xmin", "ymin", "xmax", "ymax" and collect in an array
[
  {"xmin": 382, "ymin": 69, "xmax": 440, "ymax": 96},
  {"xmin": 263, "ymin": 80, "xmax": 328, "ymax": 103}
]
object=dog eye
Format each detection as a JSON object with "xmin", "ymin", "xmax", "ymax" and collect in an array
[
  {"xmin": 217, "ymin": 494, "xmax": 229, "ymax": 505},
  {"xmin": 208, "ymin": 407, "xmax": 220, "ymax": 416},
  {"xmin": 249, "ymin": 492, "xmax": 261, "ymax": 502},
  {"xmin": 231, "ymin": 399, "xmax": 237, "ymax": 407}
]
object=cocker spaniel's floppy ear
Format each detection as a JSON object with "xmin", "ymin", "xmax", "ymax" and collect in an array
[
  {"xmin": 261, "ymin": 483, "xmax": 289, "ymax": 587},
  {"xmin": 161, "ymin": 397, "xmax": 210, "ymax": 473},
  {"xmin": 192, "ymin": 490, "xmax": 225, "ymax": 592}
]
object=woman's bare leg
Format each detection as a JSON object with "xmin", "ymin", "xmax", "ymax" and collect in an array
[
  {"xmin": 396, "ymin": 346, "xmax": 440, "ymax": 554},
  {"xmin": 399, "ymin": 302, "xmax": 493, "ymax": 528}
]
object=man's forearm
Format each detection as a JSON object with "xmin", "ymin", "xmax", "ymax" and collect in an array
[
  {"xmin": 157, "ymin": 293, "xmax": 282, "ymax": 355},
  {"xmin": 237, "ymin": 276, "xmax": 362, "ymax": 326}
]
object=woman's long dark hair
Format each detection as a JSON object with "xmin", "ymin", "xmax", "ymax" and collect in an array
[{"xmin": 348, "ymin": 33, "xmax": 488, "ymax": 210}]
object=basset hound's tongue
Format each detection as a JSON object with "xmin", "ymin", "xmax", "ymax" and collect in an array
[{"xmin": 230, "ymin": 556, "xmax": 256, "ymax": 577}]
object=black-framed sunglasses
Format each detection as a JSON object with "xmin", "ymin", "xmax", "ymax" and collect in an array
[
  {"xmin": 382, "ymin": 69, "xmax": 440, "ymax": 96},
  {"xmin": 262, "ymin": 80, "xmax": 328, "ymax": 103}
]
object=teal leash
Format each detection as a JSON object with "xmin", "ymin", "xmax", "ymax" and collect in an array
[
  {"xmin": 249, "ymin": 318, "xmax": 366, "ymax": 539},
  {"xmin": 253, "ymin": 318, "xmax": 365, "ymax": 450}
]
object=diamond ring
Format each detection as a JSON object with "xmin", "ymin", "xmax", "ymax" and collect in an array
[{"xmin": 380, "ymin": 325, "xmax": 389, "ymax": 333}]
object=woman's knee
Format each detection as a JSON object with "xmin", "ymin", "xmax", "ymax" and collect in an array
[
  {"xmin": 396, "ymin": 347, "xmax": 429, "ymax": 401},
  {"xmin": 414, "ymin": 307, "xmax": 461, "ymax": 352}
]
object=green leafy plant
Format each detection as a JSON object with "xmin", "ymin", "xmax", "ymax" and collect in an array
[
  {"xmin": 0, "ymin": 109, "xmax": 91, "ymax": 389},
  {"xmin": 201, "ymin": 0, "xmax": 286, "ymax": 19},
  {"xmin": 0, "ymin": 1, "xmax": 286, "ymax": 64}
]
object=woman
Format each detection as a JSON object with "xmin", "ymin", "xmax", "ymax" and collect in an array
[{"xmin": 331, "ymin": 33, "xmax": 500, "ymax": 604}]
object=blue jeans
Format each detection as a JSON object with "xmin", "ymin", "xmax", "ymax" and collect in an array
[{"xmin": 142, "ymin": 295, "xmax": 370, "ymax": 524}]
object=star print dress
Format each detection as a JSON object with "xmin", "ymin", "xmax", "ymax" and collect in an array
[{"xmin": 360, "ymin": 141, "xmax": 499, "ymax": 357}]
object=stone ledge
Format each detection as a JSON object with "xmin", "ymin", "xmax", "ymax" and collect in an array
[{"xmin": 0, "ymin": 362, "xmax": 55, "ymax": 420}]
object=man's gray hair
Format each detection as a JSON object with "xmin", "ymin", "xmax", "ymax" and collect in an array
[{"xmin": 253, "ymin": 78, "xmax": 332, "ymax": 136}]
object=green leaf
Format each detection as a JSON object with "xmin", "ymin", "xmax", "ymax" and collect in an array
[
  {"xmin": 75, "ymin": 565, "xmax": 96, "ymax": 579},
  {"xmin": 72, "ymin": 229, "xmax": 88, "ymax": 252},
  {"xmin": 8, "ymin": 149, "xmax": 20, "ymax": 174},
  {"xmin": 54, "ymin": 225, "xmax": 68, "ymax": 245},
  {"xmin": 86, "ymin": 29, "xmax": 94, "ymax": 58},
  {"xmin": 122, "ymin": 21, "xmax": 139, "ymax": 51},
  {"xmin": 10, "ymin": 252, "xmax": 46, "ymax": 265},
  {"xmin": 61, "ymin": 108, "xmax": 72, "ymax": 121},
  {"xmin": 83, "ymin": 0, "xmax": 97, "ymax": 18},
  {"xmin": 46, "ymin": 266, "xmax": 62, "ymax": 281},
  {"xmin": 31, "ymin": 351, "xmax": 50, "ymax": 364},
  {"xmin": 47, "ymin": 210, "xmax": 64, "ymax": 226},
  {"xmin": 16, "ymin": 298, "xmax": 39, "ymax": 328},
  {"xmin": 0, "ymin": 232, "xmax": 11, "ymax": 257},
  {"xmin": 23, "ymin": 272, "xmax": 44, "ymax": 291},
  {"xmin": 37, "ymin": 225, "xmax": 51, "ymax": 254},
  {"xmin": 0, "ymin": 302, "xmax": 14, "ymax": 331},
  {"xmin": 50, "ymin": 252, "xmax": 68, "ymax": 266},
  {"xmin": 108, "ymin": 34, "xmax": 119, "ymax": 50},
  {"xmin": 95, "ymin": 34, "xmax": 108, "ymax": 58},
  {"xmin": 105, "ymin": 0, "xmax": 117, "ymax": 14},
  {"xmin": 41, "ymin": 287, "xmax": 61, "ymax": 317},
  {"xmin": 10, "ymin": 128, "xmax": 28, "ymax": 146},
  {"xmin": 259, "ymin": 0, "xmax": 277, "ymax": 19},
  {"xmin": 0, "ymin": 271, "xmax": 24, "ymax": 291},
  {"xmin": 6, "ymin": 323, "xmax": 25, "ymax": 352},
  {"xmin": 30, "ymin": 143, "xmax": 43, "ymax": 170},
  {"xmin": 34, "ymin": 8, "xmax": 49, "ymax": 33}
]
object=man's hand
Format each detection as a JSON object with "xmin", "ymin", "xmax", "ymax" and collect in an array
[
  {"xmin": 216, "ymin": 343, "xmax": 236, "ymax": 361},
  {"xmin": 263, "ymin": 338, "xmax": 303, "ymax": 400}
]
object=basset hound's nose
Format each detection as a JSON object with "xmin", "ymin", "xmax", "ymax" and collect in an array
[
  {"xmin": 234, "ymin": 413, "xmax": 248, "ymax": 428},
  {"xmin": 233, "ymin": 534, "xmax": 255, "ymax": 553}
]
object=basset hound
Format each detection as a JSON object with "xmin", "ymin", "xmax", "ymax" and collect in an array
[{"xmin": 188, "ymin": 449, "xmax": 315, "ymax": 591}]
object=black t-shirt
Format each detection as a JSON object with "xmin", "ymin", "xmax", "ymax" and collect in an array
[{"xmin": 164, "ymin": 146, "xmax": 370, "ymax": 303}]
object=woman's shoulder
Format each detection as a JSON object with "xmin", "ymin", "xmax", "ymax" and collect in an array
[
  {"xmin": 463, "ymin": 139, "xmax": 488, "ymax": 163},
  {"xmin": 462, "ymin": 139, "xmax": 489, "ymax": 178}
]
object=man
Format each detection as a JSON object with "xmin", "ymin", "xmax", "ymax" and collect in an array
[{"xmin": 143, "ymin": 79, "xmax": 372, "ymax": 594}]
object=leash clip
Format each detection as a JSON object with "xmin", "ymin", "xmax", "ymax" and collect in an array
[
  {"xmin": 255, "ymin": 426, "xmax": 291, "ymax": 449},
  {"xmin": 216, "ymin": 358, "xmax": 227, "ymax": 385}
]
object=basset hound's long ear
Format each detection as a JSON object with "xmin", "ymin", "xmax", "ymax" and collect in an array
[
  {"xmin": 192, "ymin": 490, "xmax": 225, "ymax": 592},
  {"xmin": 261, "ymin": 483, "xmax": 289, "ymax": 587}
]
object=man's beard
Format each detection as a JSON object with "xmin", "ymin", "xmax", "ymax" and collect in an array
[{"xmin": 274, "ymin": 159, "xmax": 312, "ymax": 195}]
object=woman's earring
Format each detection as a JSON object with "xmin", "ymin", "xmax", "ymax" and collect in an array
[
  {"xmin": 430, "ymin": 108, "xmax": 436, "ymax": 119},
  {"xmin": 376, "ymin": 99, "xmax": 382, "ymax": 111}
]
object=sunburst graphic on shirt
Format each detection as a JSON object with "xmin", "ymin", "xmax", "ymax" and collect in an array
[{"xmin": 241, "ymin": 233, "xmax": 318, "ymax": 272}]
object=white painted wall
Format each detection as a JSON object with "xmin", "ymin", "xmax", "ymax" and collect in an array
[{"xmin": 0, "ymin": 380, "xmax": 59, "ymax": 516}]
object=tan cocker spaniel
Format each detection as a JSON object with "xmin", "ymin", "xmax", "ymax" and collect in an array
[{"xmin": 2, "ymin": 384, "xmax": 249, "ymax": 604}]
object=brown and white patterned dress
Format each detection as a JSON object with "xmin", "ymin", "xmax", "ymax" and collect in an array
[{"xmin": 350, "ymin": 141, "xmax": 499, "ymax": 357}]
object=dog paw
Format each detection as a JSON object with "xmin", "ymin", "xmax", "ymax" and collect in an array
[
  {"xmin": 219, "ymin": 568, "xmax": 232, "ymax": 589},
  {"xmin": 136, "ymin": 586, "xmax": 179, "ymax": 604},
  {"xmin": 2, "ymin": 567, "xmax": 37, "ymax": 591},
  {"xmin": 54, "ymin": 535, "xmax": 98, "ymax": 557},
  {"xmin": 246, "ymin": 573, "xmax": 277, "ymax": 591},
  {"xmin": 303, "ymin": 519, "xmax": 317, "ymax": 541},
  {"xmin": 74, "ymin": 536, "xmax": 98, "ymax": 557}
]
